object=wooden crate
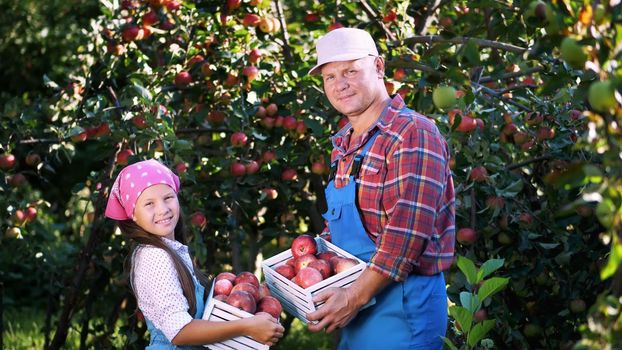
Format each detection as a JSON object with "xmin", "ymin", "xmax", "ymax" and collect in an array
[
  {"xmin": 261, "ymin": 237, "xmax": 368, "ymax": 324},
  {"xmin": 202, "ymin": 282, "xmax": 270, "ymax": 350}
]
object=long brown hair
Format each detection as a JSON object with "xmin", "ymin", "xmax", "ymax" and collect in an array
[{"xmin": 119, "ymin": 215, "xmax": 208, "ymax": 316}]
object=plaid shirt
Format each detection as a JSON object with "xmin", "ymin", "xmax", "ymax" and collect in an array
[{"xmin": 323, "ymin": 94, "xmax": 455, "ymax": 281}]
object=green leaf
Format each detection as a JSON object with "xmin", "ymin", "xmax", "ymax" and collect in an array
[
  {"xmin": 449, "ymin": 305, "xmax": 473, "ymax": 333},
  {"xmin": 467, "ymin": 320, "xmax": 495, "ymax": 348},
  {"xmin": 457, "ymin": 255, "xmax": 478, "ymax": 285},
  {"xmin": 476, "ymin": 259, "xmax": 505, "ymax": 281},
  {"xmin": 133, "ymin": 84, "xmax": 152, "ymax": 102},
  {"xmin": 477, "ymin": 277, "xmax": 509, "ymax": 302},
  {"xmin": 497, "ymin": 179, "xmax": 523, "ymax": 197},
  {"xmin": 460, "ymin": 291, "xmax": 480, "ymax": 313},
  {"xmin": 601, "ymin": 234, "xmax": 622, "ymax": 280},
  {"xmin": 441, "ymin": 337, "xmax": 460, "ymax": 350}
]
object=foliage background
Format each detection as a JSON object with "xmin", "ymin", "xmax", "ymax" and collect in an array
[{"xmin": 1, "ymin": 0, "xmax": 621, "ymax": 349}]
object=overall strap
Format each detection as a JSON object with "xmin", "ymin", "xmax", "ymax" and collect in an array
[{"xmin": 328, "ymin": 130, "xmax": 379, "ymax": 182}]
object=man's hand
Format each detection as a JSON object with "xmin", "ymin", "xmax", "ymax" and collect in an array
[
  {"xmin": 306, "ymin": 287, "xmax": 360, "ymax": 333},
  {"xmin": 306, "ymin": 268, "xmax": 393, "ymax": 333}
]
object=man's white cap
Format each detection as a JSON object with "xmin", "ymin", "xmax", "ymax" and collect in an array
[{"xmin": 308, "ymin": 28, "xmax": 379, "ymax": 75}]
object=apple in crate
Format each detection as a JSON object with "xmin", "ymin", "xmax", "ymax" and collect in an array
[
  {"xmin": 294, "ymin": 267, "xmax": 324, "ymax": 288},
  {"xmin": 308, "ymin": 259, "xmax": 332, "ymax": 279},
  {"xmin": 257, "ymin": 296, "xmax": 283, "ymax": 319},
  {"xmin": 226, "ymin": 290, "xmax": 257, "ymax": 314},
  {"xmin": 258, "ymin": 282, "xmax": 272, "ymax": 299},
  {"xmin": 317, "ymin": 251, "xmax": 338, "ymax": 262},
  {"xmin": 291, "ymin": 234, "xmax": 318, "ymax": 258},
  {"xmin": 214, "ymin": 279, "xmax": 234, "ymax": 296},
  {"xmin": 231, "ymin": 282, "xmax": 260, "ymax": 302},
  {"xmin": 275, "ymin": 264, "xmax": 295, "ymax": 279},
  {"xmin": 235, "ymin": 271, "xmax": 260, "ymax": 287},
  {"xmin": 294, "ymin": 253, "xmax": 318, "ymax": 273},
  {"xmin": 213, "ymin": 294, "xmax": 228, "ymax": 302},
  {"xmin": 333, "ymin": 257, "xmax": 359, "ymax": 274},
  {"xmin": 215, "ymin": 271, "xmax": 237, "ymax": 284}
]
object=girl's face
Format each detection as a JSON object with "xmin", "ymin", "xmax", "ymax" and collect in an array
[{"xmin": 133, "ymin": 184, "xmax": 180, "ymax": 240}]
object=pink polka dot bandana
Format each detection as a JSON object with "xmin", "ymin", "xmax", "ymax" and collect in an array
[{"xmin": 105, "ymin": 159, "xmax": 180, "ymax": 221}]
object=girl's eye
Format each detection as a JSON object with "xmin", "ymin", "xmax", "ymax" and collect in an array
[{"xmin": 144, "ymin": 202, "xmax": 153, "ymax": 207}]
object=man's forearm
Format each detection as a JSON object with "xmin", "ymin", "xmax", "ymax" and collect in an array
[{"xmin": 347, "ymin": 268, "xmax": 393, "ymax": 309}]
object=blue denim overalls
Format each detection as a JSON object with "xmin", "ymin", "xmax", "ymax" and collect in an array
[
  {"xmin": 323, "ymin": 130, "xmax": 447, "ymax": 350},
  {"xmin": 144, "ymin": 274, "xmax": 206, "ymax": 349}
]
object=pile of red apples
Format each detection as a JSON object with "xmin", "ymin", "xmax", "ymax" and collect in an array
[
  {"xmin": 275, "ymin": 235, "xmax": 359, "ymax": 288},
  {"xmin": 213, "ymin": 271, "xmax": 282, "ymax": 319}
]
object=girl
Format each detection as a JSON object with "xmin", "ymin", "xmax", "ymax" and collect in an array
[{"xmin": 105, "ymin": 159, "xmax": 284, "ymax": 349}]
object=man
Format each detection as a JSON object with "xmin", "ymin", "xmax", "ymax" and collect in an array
[{"xmin": 305, "ymin": 28, "xmax": 455, "ymax": 350}]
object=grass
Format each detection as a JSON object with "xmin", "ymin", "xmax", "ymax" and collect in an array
[{"xmin": 3, "ymin": 306, "xmax": 333, "ymax": 349}]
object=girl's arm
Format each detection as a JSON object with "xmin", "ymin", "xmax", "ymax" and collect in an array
[{"xmin": 172, "ymin": 312, "xmax": 284, "ymax": 346}]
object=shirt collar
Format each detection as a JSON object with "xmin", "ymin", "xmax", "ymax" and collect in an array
[
  {"xmin": 331, "ymin": 94, "xmax": 406, "ymax": 150},
  {"xmin": 161, "ymin": 236, "xmax": 188, "ymax": 254}
]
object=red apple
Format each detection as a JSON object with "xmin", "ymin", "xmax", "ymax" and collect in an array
[
  {"xmin": 25, "ymin": 153, "xmax": 41, "ymax": 167},
  {"xmin": 245, "ymin": 160, "xmax": 260, "ymax": 175},
  {"xmin": 226, "ymin": 291, "xmax": 256, "ymax": 314},
  {"xmin": 262, "ymin": 150, "xmax": 276, "ymax": 163},
  {"xmin": 234, "ymin": 271, "xmax": 260, "ymax": 287},
  {"xmin": 282, "ymin": 115, "xmax": 297, "ymax": 130},
  {"xmin": 214, "ymin": 279, "xmax": 234, "ymax": 296},
  {"xmin": 261, "ymin": 188, "xmax": 278, "ymax": 200},
  {"xmin": 122, "ymin": 25, "xmax": 141, "ymax": 42},
  {"xmin": 174, "ymin": 71, "xmax": 192, "ymax": 87},
  {"xmin": 294, "ymin": 253, "xmax": 318, "ymax": 273},
  {"xmin": 275, "ymin": 264, "xmax": 295, "ymax": 279},
  {"xmin": 230, "ymin": 162, "xmax": 246, "ymax": 177},
  {"xmin": 249, "ymin": 49, "xmax": 262, "ymax": 64},
  {"xmin": 457, "ymin": 228, "xmax": 477, "ymax": 245},
  {"xmin": 308, "ymin": 259, "xmax": 332, "ymax": 279},
  {"xmin": 255, "ymin": 105, "xmax": 267, "ymax": 118},
  {"xmin": 266, "ymin": 103, "xmax": 278, "ymax": 116},
  {"xmin": 243, "ymin": 13, "xmax": 261, "ymax": 27},
  {"xmin": 231, "ymin": 282, "xmax": 260, "ymax": 302},
  {"xmin": 291, "ymin": 234, "xmax": 317, "ymax": 258},
  {"xmin": 256, "ymin": 296, "xmax": 282, "ymax": 319},
  {"xmin": 281, "ymin": 168, "xmax": 297, "ymax": 181},
  {"xmin": 258, "ymin": 282, "xmax": 272, "ymax": 299},
  {"xmin": 190, "ymin": 211, "xmax": 207, "ymax": 229},
  {"xmin": 242, "ymin": 66, "xmax": 259, "ymax": 82},
  {"xmin": 216, "ymin": 272, "xmax": 237, "ymax": 284},
  {"xmin": 71, "ymin": 131, "xmax": 88, "ymax": 143},
  {"xmin": 25, "ymin": 206, "xmax": 37, "ymax": 222},
  {"xmin": 486, "ymin": 196, "xmax": 505, "ymax": 210},
  {"xmin": 317, "ymin": 251, "xmax": 338, "ymax": 262},
  {"xmin": 166, "ymin": 0, "xmax": 181, "ymax": 11},
  {"xmin": 116, "ymin": 149, "xmax": 134, "ymax": 165},
  {"xmin": 311, "ymin": 161, "xmax": 326, "ymax": 175},
  {"xmin": 0, "ymin": 153, "xmax": 17, "ymax": 170},
  {"xmin": 327, "ymin": 21, "xmax": 344, "ymax": 32},
  {"xmin": 186, "ymin": 54, "xmax": 204, "ymax": 68},
  {"xmin": 214, "ymin": 294, "xmax": 228, "ymax": 302},
  {"xmin": 207, "ymin": 110, "xmax": 225, "ymax": 124},
  {"xmin": 8, "ymin": 173, "xmax": 27, "ymax": 187},
  {"xmin": 142, "ymin": 10, "xmax": 158, "ymax": 26},
  {"xmin": 383, "ymin": 9, "xmax": 397, "ymax": 23},
  {"xmin": 470, "ymin": 166, "xmax": 488, "ymax": 182},
  {"xmin": 230, "ymin": 132, "xmax": 248, "ymax": 147},
  {"xmin": 333, "ymin": 257, "xmax": 359, "ymax": 274},
  {"xmin": 296, "ymin": 120, "xmax": 306, "ymax": 135},
  {"xmin": 295, "ymin": 267, "xmax": 324, "ymax": 288},
  {"xmin": 13, "ymin": 209, "xmax": 26, "ymax": 225},
  {"xmin": 227, "ymin": 0, "xmax": 241, "ymax": 10}
]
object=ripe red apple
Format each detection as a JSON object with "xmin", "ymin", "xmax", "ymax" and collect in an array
[
  {"xmin": 383, "ymin": 9, "xmax": 397, "ymax": 22},
  {"xmin": 8, "ymin": 173, "xmax": 27, "ymax": 187},
  {"xmin": 519, "ymin": 212, "xmax": 534, "ymax": 226},
  {"xmin": 226, "ymin": 291, "xmax": 256, "ymax": 314},
  {"xmin": 486, "ymin": 196, "xmax": 505, "ymax": 209},
  {"xmin": 13, "ymin": 209, "xmax": 26, "ymax": 225},
  {"xmin": 249, "ymin": 49, "xmax": 262, "ymax": 64},
  {"xmin": 190, "ymin": 211, "xmax": 207, "ymax": 229},
  {"xmin": 502, "ymin": 123, "xmax": 518, "ymax": 136},
  {"xmin": 25, "ymin": 153, "xmax": 41, "ymax": 167},
  {"xmin": 256, "ymin": 296, "xmax": 282, "ymax": 319},
  {"xmin": 291, "ymin": 234, "xmax": 317, "ymax": 259},
  {"xmin": 216, "ymin": 272, "xmax": 237, "ymax": 284},
  {"xmin": 174, "ymin": 71, "xmax": 192, "ymax": 88},
  {"xmin": 132, "ymin": 116, "xmax": 148, "ymax": 129},
  {"xmin": 304, "ymin": 13, "xmax": 319, "ymax": 23},
  {"xmin": 166, "ymin": 0, "xmax": 181, "ymax": 11},
  {"xmin": 230, "ymin": 132, "xmax": 248, "ymax": 147},
  {"xmin": 281, "ymin": 168, "xmax": 297, "ymax": 181},
  {"xmin": 214, "ymin": 279, "xmax": 234, "ymax": 296},
  {"xmin": 122, "ymin": 25, "xmax": 141, "ymax": 42},
  {"xmin": 25, "ymin": 207, "xmax": 37, "ymax": 222},
  {"xmin": 261, "ymin": 188, "xmax": 278, "ymax": 200},
  {"xmin": 243, "ymin": 13, "xmax": 261, "ymax": 27},
  {"xmin": 207, "ymin": 110, "xmax": 225, "ymax": 124},
  {"xmin": 245, "ymin": 160, "xmax": 260, "ymax": 175},
  {"xmin": 294, "ymin": 253, "xmax": 318, "ymax": 274},
  {"xmin": 214, "ymin": 294, "xmax": 228, "ymax": 302},
  {"xmin": 308, "ymin": 259, "xmax": 332, "ymax": 279},
  {"xmin": 474, "ymin": 308, "xmax": 488, "ymax": 322},
  {"xmin": 230, "ymin": 162, "xmax": 246, "ymax": 177},
  {"xmin": 317, "ymin": 251, "xmax": 338, "ymax": 263},
  {"xmin": 116, "ymin": 149, "xmax": 134, "ymax": 165},
  {"xmin": 231, "ymin": 282, "xmax": 260, "ymax": 302},
  {"xmin": 227, "ymin": 0, "xmax": 242, "ymax": 10},
  {"xmin": 333, "ymin": 257, "xmax": 359, "ymax": 274},
  {"xmin": 186, "ymin": 54, "xmax": 204, "ymax": 68},
  {"xmin": 0, "ymin": 153, "xmax": 17, "ymax": 170},
  {"xmin": 242, "ymin": 66, "xmax": 259, "ymax": 82},
  {"xmin": 262, "ymin": 150, "xmax": 276, "ymax": 163},
  {"xmin": 327, "ymin": 21, "xmax": 344, "ymax": 32},
  {"xmin": 457, "ymin": 228, "xmax": 477, "ymax": 245},
  {"xmin": 282, "ymin": 115, "xmax": 297, "ymax": 130},
  {"xmin": 295, "ymin": 267, "xmax": 324, "ymax": 288},
  {"xmin": 258, "ymin": 282, "xmax": 271, "ymax": 299},
  {"xmin": 275, "ymin": 264, "xmax": 295, "ymax": 279},
  {"xmin": 266, "ymin": 103, "xmax": 278, "ymax": 116},
  {"xmin": 234, "ymin": 271, "xmax": 260, "ymax": 287},
  {"xmin": 71, "ymin": 131, "xmax": 88, "ymax": 143},
  {"xmin": 142, "ymin": 10, "xmax": 158, "ymax": 26},
  {"xmin": 536, "ymin": 127, "xmax": 555, "ymax": 141},
  {"xmin": 470, "ymin": 166, "xmax": 488, "ymax": 182},
  {"xmin": 311, "ymin": 161, "xmax": 326, "ymax": 175}
]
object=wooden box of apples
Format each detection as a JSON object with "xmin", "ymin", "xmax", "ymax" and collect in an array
[
  {"xmin": 202, "ymin": 271, "xmax": 282, "ymax": 350},
  {"xmin": 261, "ymin": 235, "xmax": 367, "ymax": 324}
]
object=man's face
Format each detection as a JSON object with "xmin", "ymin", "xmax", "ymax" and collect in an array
[{"xmin": 321, "ymin": 56, "xmax": 384, "ymax": 119}]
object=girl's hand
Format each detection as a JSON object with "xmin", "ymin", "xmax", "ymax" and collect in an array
[{"xmin": 244, "ymin": 313, "xmax": 285, "ymax": 346}]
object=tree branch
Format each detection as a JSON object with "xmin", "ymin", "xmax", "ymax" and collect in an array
[
  {"xmin": 273, "ymin": 0, "xmax": 293, "ymax": 64},
  {"xmin": 385, "ymin": 57, "xmax": 441, "ymax": 76},
  {"xmin": 472, "ymin": 81, "xmax": 532, "ymax": 112},
  {"xmin": 399, "ymin": 35, "xmax": 528, "ymax": 54},
  {"xmin": 506, "ymin": 154, "xmax": 554, "ymax": 171},
  {"xmin": 479, "ymin": 66, "xmax": 544, "ymax": 83},
  {"xmin": 357, "ymin": 0, "xmax": 397, "ymax": 41}
]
